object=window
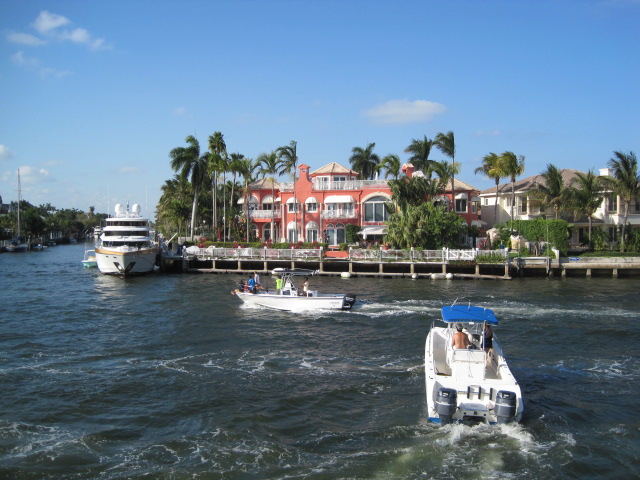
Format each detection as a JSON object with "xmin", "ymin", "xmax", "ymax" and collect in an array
[
  {"xmin": 608, "ymin": 195, "xmax": 618, "ymax": 213},
  {"xmin": 306, "ymin": 202, "xmax": 318, "ymax": 213},
  {"xmin": 249, "ymin": 224, "xmax": 258, "ymax": 241},
  {"xmin": 288, "ymin": 203, "xmax": 299, "ymax": 213},
  {"xmin": 324, "ymin": 223, "xmax": 345, "ymax": 245},
  {"xmin": 306, "ymin": 221, "xmax": 318, "ymax": 242},
  {"xmin": 364, "ymin": 196, "xmax": 388, "ymax": 222},
  {"xmin": 518, "ymin": 197, "xmax": 527, "ymax": 215},
  {"xmin": 262, "ymin": 223, "xmax": 273, "ymax": 241},
  {"xmin": 608, "ymin": 226, "xmax": 618, "ymax": 242},
  {"xmin": 455, "ymin": 199, "xmax": 468, "ymax": 213}
]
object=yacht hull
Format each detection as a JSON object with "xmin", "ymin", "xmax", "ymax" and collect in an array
[{"xmin": 95, "ymin": 247, "xmax": 157, "ymax": 276}]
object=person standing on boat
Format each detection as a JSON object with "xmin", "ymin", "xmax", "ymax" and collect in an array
[
  {"xmin": 483, "ymin": 323, "xmax": 493, "ymax": 353},
  {"xmin": 302, "ymin": 277, "xmax": 310, "ymax": 296},
  {"xmin": 254, "ymin": 271, "xmax": 261, "ymax": 288},
  {"xmin": 248, "ymin": 276, "xmax": 256, "ymax": 294},
  {"xmin": 452, "ymin": 324, "xmax": 471, "ymax": 349}
]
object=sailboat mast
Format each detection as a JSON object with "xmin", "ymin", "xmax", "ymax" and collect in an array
[{"xmin": 16, "ymin": 169, "xmax": 21, "ymax": 238}]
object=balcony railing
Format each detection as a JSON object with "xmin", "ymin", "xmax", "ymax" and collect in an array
[
  {"xmin": 320, "ymin": 210, "xmax": 357, "ymax": 219},
  {"xmin": 277, "ymin": 180, "xmax": 389, "ymax": 192},
  {"xmin": 249, "ymin": 209, "xmax": 281, "ymax": 219}
]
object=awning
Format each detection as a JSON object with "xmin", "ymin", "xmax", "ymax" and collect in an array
[
  {"xmin": 275, "ymin": 197, "xmax": 281, "ymax": 202},
  {"xmin": 305, "ymin": 196, "xmax": 318, "ymax": 204},
  {"xmin": 471, "ymin": 196, "xmax": 480, "ymax": 202},
  {"xmin": 286, "ymin": 197, "xmax": 300, "ymax": 204},
  {"xmin": 471, "ymin": 219, "xmax": 487, "ymax": 227},
  {"xmin": 441, "ymin": 305, "xmax": 498, "ymax": 325},
  {"xmin": 324, "ymin": 195, "xmax": 355, "ymax": 203},
  {"xmin": 360, "ymin": 225, "xmax": 387, "ymax": 239},
  {"xmin": 262, "ymin": 195, "xmax": 274, "ymax": 203},
  {"xmin": 435, "ymin": 195, "xmax": 450, "ymax": 203},
  {"xmin": 455, "ymin": 192, "xmax": 468, "ymax": 200},
  {"xmin": 306, "ymin": 221, "xmax": 319, "ymax": 229},
  {"xmin": 237, "ymin": 195, "xmax": 258, "ymax": 204}
]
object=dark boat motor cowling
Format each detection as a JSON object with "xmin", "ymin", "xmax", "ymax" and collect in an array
[
  {"xmin": 342, "ymin": 294, "xmax": 356, "ymax": 310},
  {"xmin": 495, "ymin": 390, "xmax": 517, "ymax": 423},
  {"xmin": 435, "ymin": 388, "xmax": 457, "ymax": 424}
]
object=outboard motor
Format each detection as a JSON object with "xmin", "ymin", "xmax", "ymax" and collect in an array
[
  {"xmin": 342, "ymin": 294, "xmax": 357, "ymax": 310},
  {"xmin": 435, "ymin": 388, "xmax": 457, "ymax": 424},
  {"xmin": 495, "ymin": 390, "xmax": 517, "ymax": 423}
]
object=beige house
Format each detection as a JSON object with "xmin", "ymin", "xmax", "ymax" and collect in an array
[{"xmin": 479, "ymin": 168, "xmax": 640, "ymax": 247}]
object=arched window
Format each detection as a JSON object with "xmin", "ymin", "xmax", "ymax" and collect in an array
[
  {"xmin": 306, "ymin": 221, "xmax": 318, "ymax": 243},
  {"xmin": 287, "ymin": 221, "xmax": 300, "ymax": 242},
  {"xmin": 249, "ymin": 224, "xmax": 258, "ymax": 241},
  {"xmin": 324, "ymin": 223, "xmax": 345, "ymax": 245},
  {"xmin": 364, "ymin": 195, "xmax": 389, "ymax": 222}
]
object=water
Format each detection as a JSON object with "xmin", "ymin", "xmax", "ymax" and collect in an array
[{"xmin": 1, "ymin": 244, "xmax": 638, "ymax": 479}]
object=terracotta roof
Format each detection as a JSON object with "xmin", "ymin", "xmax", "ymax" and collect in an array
[
  {"xmin": 310, "ymin": 162, "xmax": 358, "ymax": 176},
  {"xmin": 480, "ymin": 169, "xmax": 584, "ymax": 195},
  {"xmin": 250, "ymin": 177, "xmax": 280, "ymax": 189}
]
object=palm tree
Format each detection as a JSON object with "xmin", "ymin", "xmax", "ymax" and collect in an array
[
  {"xmin": 157, "ymin": 174, "xmax": 192, "ymax": 238},
  {"xmin": 530, "ymin": 164, "xmax": 568, "ymax": 220},
  {"xmin": 169, "ymin": 135, "xmax": 209, "ymax": 239},
  {"xmin": 404, "ymin": 136, "xmax": 434, "ymax": 174},
  {"xmin": 432, "ymin": 159, "xmax": 461, "ymax": 196},
  {"xmin": 349, "ymin": 142, "xmax": 380, "ymax": 180},
  {"xmin": 607, "ymin": 151, "xmax": 639, "ymax": 252},
  {"xmin": 498, "ymin": 151, "xmax": 526, "ymax": 232},
  {"xmin": 227, "ymin": 153, "xmax": 245, "ymax": 240},
  {"xmin": 434, "ymin": 131, "xmax": 456, "ymax": 207},
  {"xmin": 236, "ymin": 157, "xmax": 258, "ymax": 242},
  {"xmin": 208, "ymin": 131, "xmax": 226, "ymax": 240},
  {"xmin": 474, "ymin": 152, "xmax": 503, "ymax": 220},
  {"xmin": 570, "ymin": 170, "xmax": 606, "ymax": 250},
  {"xmin": 277, "ymin": 141, "xmax": 299, "ymax": 241},
  {"xmin": 257, "ymin": 151, "xmax": 282, "ymax": 242},
  {"xmin": 380, "ymin": 154, "xmax": 401, "ymax": 179}
]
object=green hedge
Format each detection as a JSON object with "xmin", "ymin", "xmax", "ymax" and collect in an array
[{"xmin": 495, "ymin": 219, "xmax": 570, "ymax": 255}]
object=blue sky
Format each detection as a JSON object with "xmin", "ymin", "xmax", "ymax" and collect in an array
[{"xmin": 1, "ymin": 0, "xmax": 638, "ymax": 220}]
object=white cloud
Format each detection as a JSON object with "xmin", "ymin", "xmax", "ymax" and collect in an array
[
  {"xmin": 10, "ymin": 50, "xmax": 39, "ymax": 66},
  {"xmin": 363, "ymin": 99, "xmax": 447, "ymax": 125},
  {"xmin": 7, "ymin": 32, "xmax": 46, "ymax": 46},
  {"xmin": 0, "ymin": 145, "xmax": 14, "ymax": 162},
  {"xmin": 119, "ymin": 166, "xmax": 140, "ymax": 174},
  {"xmin": 474, "ymin": 129, "xmax": 502, "ymax": 137},
  {"xmin": 32, "ymin": 11, "xmax": 70, "ymax": 35},
  {"xmin": 17, "ymin": 165, "xmax": 54, "ymax": 184}
]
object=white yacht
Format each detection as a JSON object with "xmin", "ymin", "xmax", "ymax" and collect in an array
[
  {"xmin": 233, "ymin": 268, "xmax": 356, "ymax": 312},
  {"xmin": 95, "ymin": 203, "xmax": 158, "ymax": 276},
  {"xmin": 425, "ymin": 304, "xmax": 523, "ymax": 424}
]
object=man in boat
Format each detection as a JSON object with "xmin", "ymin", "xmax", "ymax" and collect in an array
[
  {"xmin": 248, "ymin": 276, "xmax": 256, "ymax": 294},
  {"xmin": 452, "ymin": 324, "xmax": 471, "ymax": 349},
  {"xmin": 483, "ymin": 323, "xmax": 493, "ymax": 353},
  {"xmin": 302, "ymin": 277, "xmax": 310, "ymax": 296},
  {"xmin": 254, "ymin": 271, "xmax": 261, "ymax": 288}
]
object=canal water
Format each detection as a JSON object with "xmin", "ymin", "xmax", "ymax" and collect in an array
[{"xmin": 1, "ymin": 244, "xmax": 638, "ymax": 479}]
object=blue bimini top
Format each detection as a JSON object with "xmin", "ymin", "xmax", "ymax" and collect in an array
[{"xmin": 441, "ymin": 305, "xmax": 499, "ymax": 325}]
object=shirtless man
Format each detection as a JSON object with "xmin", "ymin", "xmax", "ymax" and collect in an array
[{"xmin": 452, "ymin": 324, "xmax": 471, "ymax": 349}]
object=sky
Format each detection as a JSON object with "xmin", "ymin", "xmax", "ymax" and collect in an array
[{"xmin": 1, "ymin": 0, "xmax": 639, "ymax": 221}]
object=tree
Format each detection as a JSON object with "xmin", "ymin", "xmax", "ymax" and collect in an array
[
  {"xmin": 498, "ymin": 151, "xmax": 525, "ymax": 232},
  {"xmin": 474, "ymin": 152, "xmax": 503, "ymax": 220},
  {"xmin": 257, "ymin": 151, "xmax": 282, "ymax": 242},
  {"xmin": 388, "ymin": 176, "xmax": 439, "ymax": 212},
  {"xmin": 434, "ymin": 131, "xmax": 456, "ymax": 207},
  {"xmin": 157, "ymin": 175, "xmax": 192, "ymax": 237},
  {"xmin": 385, "ymin": 202, "xmax": 465, "ymax": 249},
  {"xmin": 236, "ymin": 157, "xmax": 258, "ymax": 242},
  {"xmin": 169, "ymin": 135, "xmax": 209, "ymax": 239},
  {"xmin": 277, "ymin": 141, "xmax": 299, "ymax": 241},
  {"xmin": 432, "ymin": 159, "xmax": 461, "ymax": 195},
  {"xmin": 530, "ymin": 164, "xmax": 569, "ymax": 220},
  {"xmin": 349, "ymin": 142, "xmax": 380, "ymax": 180},
  {"xmin": 404, "ymin": 136, "xmax": 434, "ymax": 174},
  {"xmin": 227, "ymin": 153, "xmax": 245, "ymax": 240},
  {"xmin": 607, "ymin": 150, "xmax": 639, "ymax": 252},
  {"xmin": 569, "ymin": 170, "xmax": 606, "ymax": 250},
  {"xmin": 380, "ymin": 154, "xmax": 401, "ymax": 179},
  {"xmin": 208, "ymin": 131, "xmax": 226, "ymax": 240}
]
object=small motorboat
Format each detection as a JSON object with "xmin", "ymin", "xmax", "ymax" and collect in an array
[
  {"xmin": 425, "ymin": 303, "xmax": 523, "ymax": 424},
  {"xmin": 233, "ymin": 268, "xmax": 356, "ymax": 312},
  {"xmin": 82, "ymin": 249, "xmax": 98, "ymax": 268}
]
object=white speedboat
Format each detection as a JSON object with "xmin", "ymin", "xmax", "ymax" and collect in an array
[
  {"xmin": 95, "ymin": 203, "xmax": 158, "ymax": 276},
  {"xmin": 233, "ymin": 268, "xmax": 356, "ymax": 312},
  {"xmin": 81, "ymin": 249, "xmax": 98, "ymax": 268},
  {"xmin": 425, "ymin": 304, "xmax": 523, "ymax": 424}
]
